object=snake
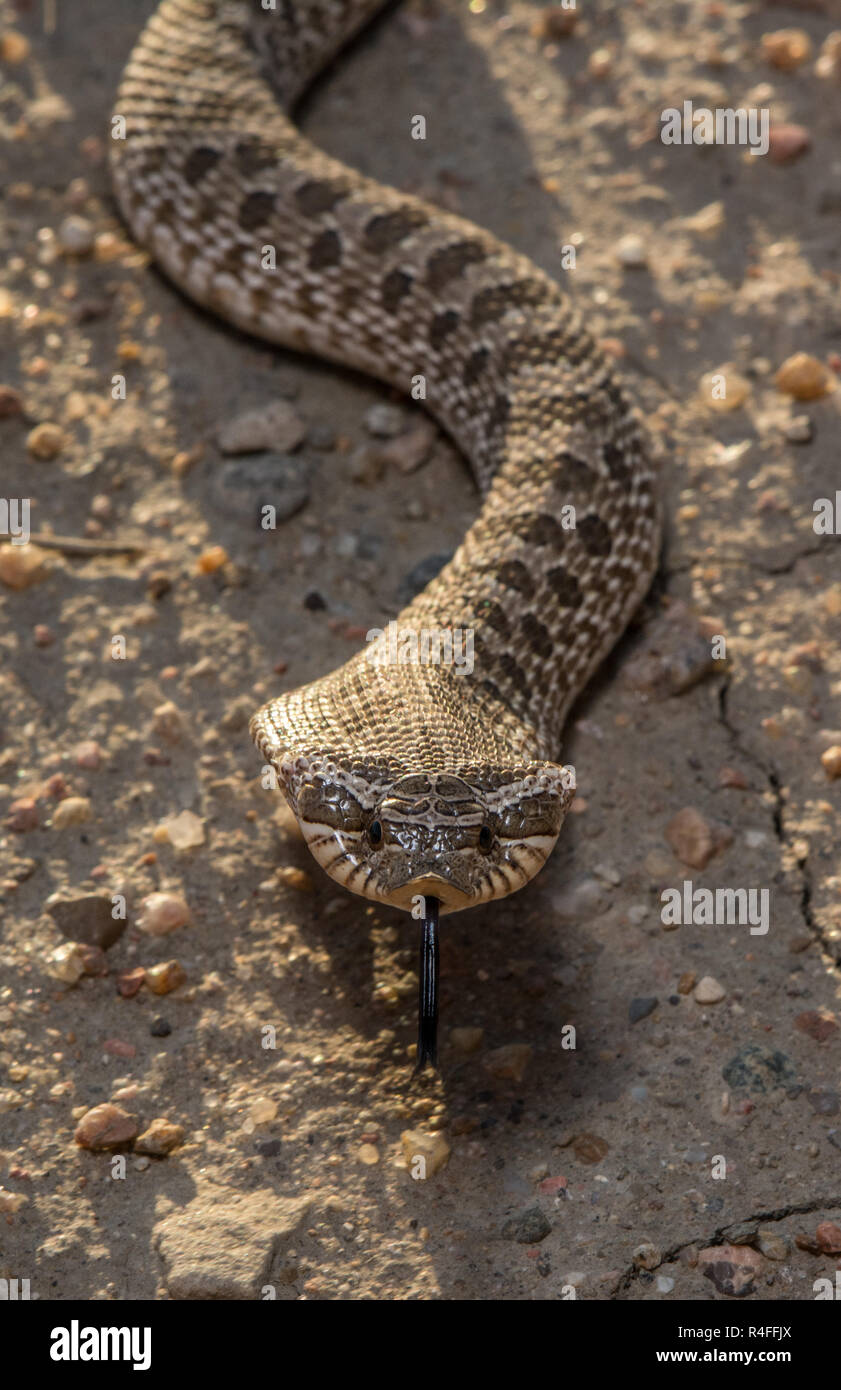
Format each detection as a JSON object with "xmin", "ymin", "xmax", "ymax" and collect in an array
[{"xmin": 112, "ymin": 0, "xmax": 662, "ymax": 1066}]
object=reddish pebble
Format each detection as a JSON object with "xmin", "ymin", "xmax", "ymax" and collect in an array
[
  {"xmin": 74, "ymin": 740, "xmax": 102, "ymax": 770},
  {"xmin": 116, "ymin": 967, "xmax": 146, "ymax": 998},
  {"xmin": 43, "ymin": 772, "xmax": 68, "ymax": 800},
  {"xmin": 768, "ymin": 124, "xmax": 811, "ymax": 163},
  {"xmin": 6, "ymin": 798, "xmax": 38, "ymax": 832},
  {"xmin": 76, "ymin": 943, "xmax": 108, "ymax": 977},
  {"xmin": 538, "ymin": 1175, "xmax": 568, "ymax": 1194},
  {"xmin": 74, "ymin": 1103, "xmax": 137, "ymax": 1150},
  {"xmin": 33, "ymin": 624, "xmax": 55, "ymax": 647},
  {"xmin": 816, "ymin": 1222, "xmax": 841, "ymax": 1254},
  {"xmin": 103, "ymin": 1038, "xmax": 136, "ymax": 1058}
]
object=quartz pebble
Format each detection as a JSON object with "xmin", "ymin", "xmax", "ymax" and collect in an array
[
  {"xmin": 158, "ymin": 810, "xmax": 205, "ymax": 850},
  {"xmin": 0, "ymin": 543, "xmax": 47, "ymax": 590},
  {"xmin": 614, "ymin": 234, "xmax": 648, "ymax": 269},
  {"xmin": 699, "ymin": 367, "xmax": 750, "ymax": 412},
  {"xmin": 694, "ymin": 975, "xmax": 726, "ymax": 1005},
  {"xmin": 134, "ymin": 1118, "xmax": 185, "ymax": 1156},
  {"xmin": 783, "ymin": 414, "xmax": 812, "ymax": 443},
  {"xmin": 57, "ymin": 214, "xmax": 95, "ymax": 254},
  {"xmin": 774, "ymin": 352, "xmax": 833, "ymax": 400},
  {"xmin": 74, "ymin": 1103, "xmax": 138, "ymax": 1151},
  {"xmin": 820, "ymin": 746, "xmax": 841, "ymax": 780},
  {"xmin": 400, "ymin": 1129, "xmax": 450, "ymax": 1177},
  {"xmin": 762, "ymin": 29, "xmax": 812, "ymax": 71},
  {"xmin": 144, "ymin": 960, "xmax": 186, "ymax": 995},
  {"xmin": 52, "ymin": 796, "xmax": 92, "ymax": 829},
  {"xmin": 27, "ymin": 422, "xmax": 66, "ymax": 459},
  {"xmin": 46, "ymin": 941, "xmax": 87, "ymax": 985},
  {"xmin": 137, "ymin": 891, "xmax": 191, "ymax": 936}
]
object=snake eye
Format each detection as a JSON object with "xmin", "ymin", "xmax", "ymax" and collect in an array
[
  {"xmin": 368, "ymin": 819, "xmax": 383, "ymax": 846},
  {"xmin": 479, "ymin": 824, "xmax": 493, "ymax": 851}
]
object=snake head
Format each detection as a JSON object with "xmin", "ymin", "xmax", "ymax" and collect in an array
[{"xmin": 252, "ymin": 723, "xmax": 575, "ymax": 914}]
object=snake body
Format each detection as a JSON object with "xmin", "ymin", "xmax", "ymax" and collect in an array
[{"xmin": 112, "ymin": 0, "xmax": 661, "ymax": 925}]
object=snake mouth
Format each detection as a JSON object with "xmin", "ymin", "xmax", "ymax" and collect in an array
[{"xmin": 389, "ymin": 873, "xmax": 472, "ymax": 915}]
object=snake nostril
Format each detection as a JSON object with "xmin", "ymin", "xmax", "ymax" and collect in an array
[{"xmin": 368, "ymin": 819, "xmax": 383, "ymax": 846}]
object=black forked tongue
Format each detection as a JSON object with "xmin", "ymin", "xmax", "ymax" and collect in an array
[{"xmin": 414, "ymin": 895, "xmax": 440, "ymax": 1072}]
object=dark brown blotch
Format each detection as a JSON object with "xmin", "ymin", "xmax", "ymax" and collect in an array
[
  {"xmin": 519, "ymin": 612, "xmax": 553, "ymax": 660},
  {"xmin": 382, "ymin": 268, "xmax": 413, "ymax": 313},
  {"xmin": 577, "ymin": 513, "xmax": 612, "ymax": 557},
  {"xmin": 295, "ymin": 179, "xmax": 348, "ymax": 217},
  {"xmin": 183, "ymin": 146, "xmax": 221, "ymax": 186},
  {"xmin": 429, "ymin": 309, "xmax": 459, "ymax": 349},
  {"xmin": 463, "ymin": 346, "xmax": 489, "ymax": 386},
  {"xmin": 546, "ymin": 566, "xmax": 582, "ymax": 607},
  {"xmin": 363, "ymin": 207, "xmax": 427, "ymax": 253},
  {"xmin": 497, "ymin": 559, "xmax": 535, "ymax": 598},
  {"xmin": 470, "ymin": 278, "xmax": 543, "ymax": 326},
  {"xmin": 308, "ymin": 229, "xmax": 342, "ymax": 270},
  {"xmin": 239, "ymin": 190, "xmax": 275, "ymax": 230},
  {"xmin": 425, "ymin": 240, "xmax": 486, "ymax": 293}
]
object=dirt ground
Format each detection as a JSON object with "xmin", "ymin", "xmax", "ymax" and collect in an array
[{"xmin": 1, "ymin": 0, "xmax": 840, "ymax": 1303}]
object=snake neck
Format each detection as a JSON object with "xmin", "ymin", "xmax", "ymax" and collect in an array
[{"xmin": 114, "ymin": 0, "xmax": 661, "ymax": 766}]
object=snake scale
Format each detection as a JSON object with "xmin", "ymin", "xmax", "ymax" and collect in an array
[{"xmin": 112, "ymin": 0, "xmax": 662, "ymax": 1065}]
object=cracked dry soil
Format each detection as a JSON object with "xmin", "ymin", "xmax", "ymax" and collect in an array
[{"xmin": 1, "ymin": 0, "xmax": 840, "ymax": 1301}]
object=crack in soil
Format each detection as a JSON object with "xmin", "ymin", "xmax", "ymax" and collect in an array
[
  {"xmin": 614, "ymin": 1195, "xmax": 841, "ymax": 1296},
  {"xmin": 716, "ymin": 679, "xmax": 840, "ymax": 971}
]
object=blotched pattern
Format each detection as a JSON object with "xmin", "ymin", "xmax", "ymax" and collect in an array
[{"xmin": 111, "ymin": 0, "xmax": 662, "ymax": 912}]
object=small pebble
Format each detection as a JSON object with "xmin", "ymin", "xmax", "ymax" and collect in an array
[
  {"xmin": 502, "ymin": 1205, "xmax": 552, "ymax": 1244},
  {"xmin": 762, "ymin": 28, "xmax": 812, "ymax": 70},
  {"xmin": 783, "ymin": 414, "xmax": 813, "ymax": 443},
  {"xmin": 74, "ymin": 740, "xmax": 103, "ymax": 770},
  {"xmin": 6, "ymin": 797, "xmax": 39, "ymax": 832},
  {"xmin": 150, "ymin": 1016, "xmax": 171, "ymax": 1037},
  {"xmin": 144, "ymin": 960, "xmax": 186, "ymax": 995},
  {"xmin": 629, "ymin": 996, "xmax": 658, "ymax": 1024},
  {"xmin": 74, "ymin": 1103, "xmax": 137, "ymax": 1151},
  {"xmin": 158, "ymin": 809, "xmax": 205, "ymax": 850},
  {"xmin": 51, "ymin": 796, "xmax": 92, "ymax": 830},
  {"xmin": 698, "ymin": 367, "xmax": 750, "ymax": 412},
  {"xmin": 820, "ymin": 746, "xmax": 841, "ymax": 780},
  {"xmin": 46, "ymin": 941, "xmax": 87, "ymax": 985},
  {"xmin": 358, "ymin": 1143, "xmax": 379, "ymax": 1165},
  {"xmin": 26, "ymin": 422, "xmax": 66, "ymax": 459},
  {"xmin": 137, "ymin": 891, "xmax": 191, "ymax": 936},
  {"xmin": 47, "ymin": 891, "xmax": 125, "ymax": 949},
  {"xmin": 217, "ymin": 400, "xmax": 306, "ymax": 454},
  {"xmin": 665, "ymin": 807, "xmax": 732, "ymax": 869},
  {"xmin": 633, "ymin": 1242, "xmax": 661, "ymax": 1270},
  {"xmin": 134, "ymin": 1118, "xmax": 185, "ymax": 1156},
  {"xmin": 0, "ymin": 543, "xmax": 47, "ymax": 590},
  {"xmin": 774, "ymin": 352, "xmax": 833, "ymax": 400},
  {"xmin": 694, "ymin": 975, "xmax": 726, "ymax": 1005},
  {"xmin": 614, "ymin": 234, "xmax": 648, "ymax": 269},
  {"xmin": 276, "ymin": 865, "xmax": 315, "ymax": 893},
  {"xmin": 400, "ymin": 1129, "xmax": 450, "ymax": 1177},
  {"xmin": 756, "ymin": 1229, "xmax": 789, "ymax": 1261},
  {"xmin": 57, "ymin": 214, "xmax": 95, "ymax": 255},
  {"xmin": 212, "ymin": 455, "xmax": 310, "ymax": 524},
  {"xmin": 768, "ymin": 124, "xmax": 812, "ymax": 163}
]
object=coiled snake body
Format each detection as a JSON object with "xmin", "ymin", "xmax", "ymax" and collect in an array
[{"xmin": 113, "ymin": 0, "xmax": 661, "ymax": 1063}]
